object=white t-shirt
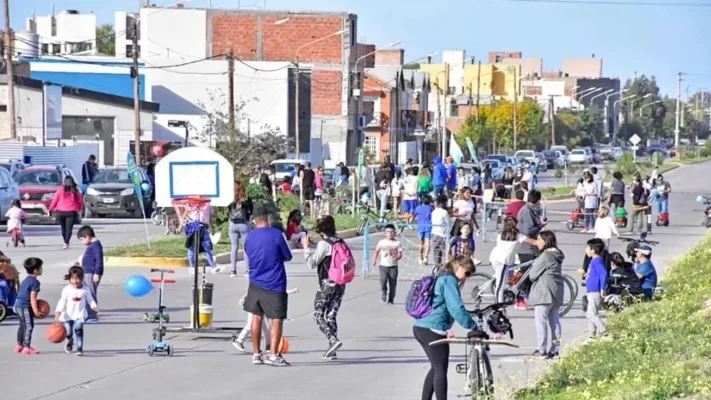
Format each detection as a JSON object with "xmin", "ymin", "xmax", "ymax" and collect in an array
[
  {"xmin": 453, "ymin": 199, "xmax": 475, "ymax": 221},
  {"xmin": 376, "ymin": 239, "xmax": 402, "ymax": 267},
  {"xmin": 431, "ymin": 208, "xmax": 451, "ymax": 237},
  {"xmin": 583, "ymin": 181, "xmax": 598, "ymax": 209},
  {"xmin": 402, "ymin": 176, "xmax": 418, "ymax": 201},
  {"xmin": 5, "ymin": 206, "xmax": 26, "ymax": 232},
  {"xmin": 594, "ymin": 216, "xmax": 619, "ymax": 240},
  {"xmin": 390, "ymin": 178, "xmax": 402, "ymax": 197},
  {"xmin": 489, "ymin": 233, "xmax": 524, "ymax": 267},
  {"xmin": 521, "ymin": 170, "xmax": 533, "ymax": 183},
  {"xmin": 54, "ymin": 285, "xmax": 98, "ymax": 322}
]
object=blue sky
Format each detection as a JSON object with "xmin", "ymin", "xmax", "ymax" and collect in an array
[{"xmin": 4, "ymin": 0, "xmax": 710, "ymax": 97}]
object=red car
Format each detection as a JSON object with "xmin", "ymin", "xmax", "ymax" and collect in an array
[{"xmin": 14, "ymin": 165, "xmax": 78, "ymax": 217}]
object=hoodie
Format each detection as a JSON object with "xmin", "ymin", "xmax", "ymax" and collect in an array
[
  {"xmin": 432, "ymin": 156, "xmax": 447, "ymax": 187},
  {"xmin": 527, "ymin": 247, "xmax": 565, "ymax": 307}
]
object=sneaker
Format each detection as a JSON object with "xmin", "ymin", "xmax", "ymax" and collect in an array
[
  {"xmin": 65, "ymin": 343, "xmax": 73, "ymax": 354},
  {"xmin": 85, "ymin": 318, "xmax": 98, "ymax": 324},
  {"xmin": 476, "ymin": 230, "xmax": 481, "ymax": 237},
  {"xmin": 264, "ymin": 354, "xmax": 291, "ymax": 367},
  {"xmin": 14, "ymin": 345, "xmax": 23, "ymax": 353},
  {"xmin": 230, "ymin": 271, "xmax": 237, "ymax": 278},
  {"xmin": 62, "ymin": 243, "xmax": 69, "ymax": 249},
  {"xmin": 474, "ymin": 258, "xmax": 483, "ymax": 266},
  {"xmin": 580, "ymin": 229, "xmax": 588, "ymax": 233},
  {"xmin": 380, "ymin": 293, "xmax": 387, "ymax": 303},
  {"xmin": 21, "ymin": 347, "xmax": 39, "ymax": 355},
  {"xmin": 527, "ymin": 350, "xmax": 547, "ymax": 359},
  {"xmin": 252, "ymin": 352, "xmax": 264, "ymax": 365},
  {"xmin": 546, "ymin": 351, "xmax": 560, "ymax": 360},
  {"xmin": 324, "ymin": 340, "xmax": 343, "ymax": 358},
  {"xmin": 232, "ymin": 339, "xmax": 246, "ymax": 353},
  {"xmin": 322, "ymin": 352, "xmax": 338, "ymax": 360},
  {"xmin": 417, "ymin": 258, "xmax": 424, "ymax": 265},
  {"xmin": 514, "ymin": 299, "xmax": 529, "ymax": 310},
  {"xmin": 75, "ymin": 349, "xmax": 83, "ymax": 356},
  {"xmin": 188, "ymin": 267, "xmax": 195, "ymax": 275}
]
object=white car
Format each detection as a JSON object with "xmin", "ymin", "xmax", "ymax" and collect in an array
[
  {"xmin": 569, "ymin": 149, "xmax": 590, "ymax": 164},
  {"xmin": 0, "ymin": 166, "xmax": 20, "ymax": 222},
  {"xmin": 514, "ymin": 150, "xmax": 539, "ymax": 165},
  {"xmin": 271, "ymin": 159, "xmax": 308, "ymax": 182}
]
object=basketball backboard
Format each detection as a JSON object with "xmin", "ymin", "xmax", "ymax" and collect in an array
[{"xmin": 154, "ymin": 147, "xmax": 234, "ymax": 207}]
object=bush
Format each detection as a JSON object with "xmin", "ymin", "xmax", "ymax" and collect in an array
[
  {"xmin": 214, "ymin": 182, "xmax": 283, "ymax": 239},
  {"xmin": 615, "ymin": 152, "xmax": 637, "ymax": 176},
  {"xmin": 700, "ymin": 148, "xmax": 709, "ymax": 158},
  {"xmin": 516, "ymin": 234, "xmax": 711, "ymax": 400},
  {"xmin": 652, "ymin": 151, "xmax": 666, "ymax": 166}
]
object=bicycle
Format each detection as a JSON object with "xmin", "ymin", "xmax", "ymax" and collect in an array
[
  {"xmin": 464, "ymin": 260, "xmax": 579, "ymax": 317},
  {"xmin": 618, "ymin": 232, "xmax": 659, "ymax": 262},
  {"xmin": 429, "ymin": 302, "xmax": 519, "ymax": 399},
  {"xmin": 355, "ymin": 202, "xmax": 404, "ymax": 236}
]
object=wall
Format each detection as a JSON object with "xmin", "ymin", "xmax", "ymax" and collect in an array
[
  {"xmin": 442, "ymin": 50, "xmax": 466, "ymax": 96},
  {"xmin": 30, "ymin": 12, "xmax": 97, "ymax": 54},
  {"xmin": 24, "ymin": 58, "xmax": 149, "ymax": 100},
  {"xmin": 356, "ymin": 43, "xmax": 376, "ymax": 67},
  {"xmin": 562, "ymin": 58, "xmax": 603, "ymax": 79},
  {"xmin": 374, "ymin": 49, "xmax": 403, "ymax": 66},
  {"xmin": 489, "ymin": 51, "xmax": 522, "ymax": 63},
  {"xmin": 491, "ymin": 64, "xmax": 521, "ymax": 100},
  {"xmin": 502, "ymin": 57, "xmax": 543, "ymax": 78},
  {"xmin": 463, "ymin": 63, "xmax": 495, "ymax": 97}
]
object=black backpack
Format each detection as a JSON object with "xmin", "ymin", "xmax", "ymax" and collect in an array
[{"xmin": 230, "ymin": 202, "xmax": 246, "ymax": 223}]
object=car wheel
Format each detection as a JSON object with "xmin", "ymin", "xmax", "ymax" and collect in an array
[{"xmin": 84, "ymin": 206, "xmax": 94, "ymax": 219}]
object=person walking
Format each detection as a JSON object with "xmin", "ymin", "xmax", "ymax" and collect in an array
[
  {"xmin": 629, "ymin": 176, "xmax": 649, "ymax": 234},
  {"xmin": 526, "ymin": 230, "xmax": 564, "ymax": 359},
  {"xmin": 581, "ymin": 171, "xmax": 599, "ymax": 233},
  {"xmin": 314, "ymin": 166, "xmax": 325, "ymax": 213},
  {"xmin": 80, "ymin": 155, "xmax": 98, "ymax": 194},
  {"xmin": 606, "ymin": 171, "xmax": 625, "ymax": 216},
  {"xmin": 300, "ymin": 162, "xmax": 316, "ymax": 218},
  {"xmin": 49, "ymin": 176, "xmax": 84, "ymax": 249},
  {"xmin": 228, "ymin": 181, "xmax": 254, "ymax": 277}
]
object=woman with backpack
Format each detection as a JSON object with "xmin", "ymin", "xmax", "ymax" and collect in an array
[
  {"xmin": 303, "ymin": 215, "xmax": 356, "ymax": 361},
  {"xmin": 228, "ymin": 181, "xmax": 254, "ymax": 277},
  {"xmin": 411, "ymin": 255, "xmax": 487, "ymax": 400}
]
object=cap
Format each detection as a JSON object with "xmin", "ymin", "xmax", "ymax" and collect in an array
[{"xmin": 634, "ymin": 244, "xmax": 653, "ymax": 256}]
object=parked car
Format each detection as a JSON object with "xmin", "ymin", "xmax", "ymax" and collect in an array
[
  {"xmin": 599, "ymin": 145, "xmax": 613, "ymax": 160},
  {"xmin": 569, "ymin": 149, "xmax": 591, "ymax": 164},
  {"xmin": 514, "ymin": 150, "xmax": 539, "ymax": 165},
  {"xmin": 611, "ymin": 147, "xmax": 624, "ymax": 160},
  {"xmin": 646, "ymin": 145, "xmax": 669, "ymax": 157},
  {"xmin": 0, "ymin": 167, "xmax": 20, "ymax": 223},
  {"xmin": 478, "ymin": 159, "xmax": 504, "ymax": 180},
  {"xmin": 586, "ymin": 147, "xmax": 602, "ymax": 164},
  {"xmin": 14, "ymin": 165, "xmax": 78, "ymax": 217},
  {"xmin": 485, "ymin": 154, "xmax": 509, "ymax": 166},
  {"xmin": 0, "ymin": 160, "xmax": 26, "ymax": 177},
  {"xmin": 534, "ymin": 152, "xmax": 548, "ymax": 172},
  {"xmin": 83, "ymin": 167, "xmax": 152, "ymax": 218},
  {"xmin": 541, "ymin": 150, "xmax": 562, "ymax": 169},
  {"xmin": 271, "ymin": 159, "xmax": 307, "ymax": 182}
]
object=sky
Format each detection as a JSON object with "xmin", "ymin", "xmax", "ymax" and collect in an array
[{"xmin": 3, "ymin": 0, "xmax": 711, "ymax": 98}]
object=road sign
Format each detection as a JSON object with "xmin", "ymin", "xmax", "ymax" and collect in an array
[
  {"xmin": 629, "ymin": 134, "xmax": 641, "ymax": 146},
  {"xmin": 630, "ymin": 145, "xmax": 639, "ymax": 162}
]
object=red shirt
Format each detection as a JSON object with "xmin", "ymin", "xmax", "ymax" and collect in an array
[
  {"xmin": 504, "ymin": 200, "xmax": 526, "ymax": 218},
  {"xmin": 286, "ymin": 222, "xmax": 298, "ymax": 240}
]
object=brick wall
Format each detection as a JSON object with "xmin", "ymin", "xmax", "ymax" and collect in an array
[
  {"xmin": 356, "ymin": 43, "xmax": 375, "ymax": 68},
  {"xmin": 312, "ymin": 70, "xmax": 343, "ymax": 115},
  {"xmin": 211, "ymin": 15, "xmax": 259, "ymax": 59},
  {"xmin": 375, "ymin": 49, "xmax": 403, "ymax": 66}
]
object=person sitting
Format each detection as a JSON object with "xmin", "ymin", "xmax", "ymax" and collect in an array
[
  {"xmin": 606, "ymin": 252, "xmax": 643, "ymax": 297},
  {"xmin": 633, "ymin": 244, "xmax": 658, "ymax": 300},
  {"xmin": 285, "ymin": 210, "xmax": 307, "ymax": 249}
]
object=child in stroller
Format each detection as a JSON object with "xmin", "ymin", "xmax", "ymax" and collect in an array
[{"xmin": 615, "ymin": 202, "xmax": 628, "ymax": 228}]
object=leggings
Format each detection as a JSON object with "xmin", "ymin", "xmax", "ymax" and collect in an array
[
  {"xmin": 56, "ymin": 211, "xmax": 77, "ymax": 245},
  {"xmin": 413, "ymin": 326, "xmax": 449, "ymax": 400},
  {"xmin": 229, "ymin": 222, "xmax": 251, "ymax": 273},
  {"xmin": 313, "ymin": 279, "xmax": 346, "ymax": 343},
  {"xmin": 16, "ymin": 307, "xmax": 34, "ymax": 347}
]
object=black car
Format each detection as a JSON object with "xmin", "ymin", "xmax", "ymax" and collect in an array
[
  {"xmin": 83, "ymin": 167, "xmax": 152, "ymax": 218},
  {"xmin": 541, "ymin": 150, "xmax": 559, "ymax": 168}
]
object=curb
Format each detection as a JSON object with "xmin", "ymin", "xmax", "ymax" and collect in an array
[{"xmin": 104, "ymin": 226, "xmax": 377, "ymax": 268}]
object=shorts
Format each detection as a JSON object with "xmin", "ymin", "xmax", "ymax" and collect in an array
[
  {"xmin": 418, "ymin": 230, "xmax": 432, "ymax": 240},
  {"xmin": 243, "ymin": 282, "xmax": 288, "ymax": 320},
  {"xmin": 609, "ymin": 194, "xmax": 624, "ymax": 208},
  {"xmin": 302, "ymin": 186, "xmax": 315, "ymax": 201},
  {"xmin": 403, "ymin": 199, "xmax": 418, "ymax": 214}
]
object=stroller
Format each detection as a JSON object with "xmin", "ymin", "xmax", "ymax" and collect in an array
[{"xmin": 565, "ymin": 208, "xmax": 585, "ymax": 231}]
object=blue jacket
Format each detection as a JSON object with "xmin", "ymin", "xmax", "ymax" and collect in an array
[
  {"xmin": 586, "ymin": 256, "xmax": 608, "ymax": 293},
  {"xmin": 446, "ymin": 163, "xmax": 458, "ymax": 189},
  {"xmin": 432, "ymin": 157, "xmax": 447, "ymax": 187},
  {"xmin": 414, "ymin": 273, "xmax": 478, "ymax": 332}
]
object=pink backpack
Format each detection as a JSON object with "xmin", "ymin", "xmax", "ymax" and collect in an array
[{"xmin": 327, "ymin": 238, "xmax": 356, "ymax": 285}]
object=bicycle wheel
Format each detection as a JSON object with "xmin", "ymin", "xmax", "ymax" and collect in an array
[
  {"xmin": 461, "ymin": 272, "xmax": 495, "ymax": 306},
  {"xmin": 559, "ymin": 275, "xmax": 577, "ymax": 317},
  {"xmin": 356, "ymin": 217, "xmax": 367, "ymax": 236},
  {"xmin": 467, "ymin": 346, "xmax": 494, "ymax": 399},
  {"xmin": 565, "ymin": 273, "xmax": 580, "ymax": 300}
]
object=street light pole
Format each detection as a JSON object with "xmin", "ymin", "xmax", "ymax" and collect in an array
[
  {"xmin": 578, "ymin": 87, "xmax": 602, "ymax": 108},
  {"xmin": 630, "ymin": 94, "xmax": 652, "ymax": 120},
  {"xmin": 674, "ymin": 72, "xmax": 683, "ymax": 148},
  {"xmin": 604, "ymin": 89, "xmax": 627, "ymax": 140},
  {"xmin": 614, "ymin": 94, "xmax": 637, "ymax": 142}
]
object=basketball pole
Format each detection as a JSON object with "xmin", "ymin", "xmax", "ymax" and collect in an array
[{"xmin": 227, "ymin": 48, "xmax": 236, "ymax": 143}]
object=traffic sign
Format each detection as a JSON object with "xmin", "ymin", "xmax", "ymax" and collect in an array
[{"xmin": 629, "ymin": 134, "xmax": 641, "ymax": 146}]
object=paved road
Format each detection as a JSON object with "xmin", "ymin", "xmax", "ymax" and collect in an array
[{"xmin": 1, "ymin": 162, "xmax": 706, "ymax": 400}]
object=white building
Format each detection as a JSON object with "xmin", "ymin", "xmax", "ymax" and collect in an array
[{"xmin": 25, "ymin": 10, "xmax": 98, "ymax": 56}]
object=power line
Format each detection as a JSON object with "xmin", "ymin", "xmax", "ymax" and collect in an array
[{"xmin": 492, "ymin": 0, "xmax": 711, "ymax": 6}]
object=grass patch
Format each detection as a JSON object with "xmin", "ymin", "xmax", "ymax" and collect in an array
[
  {"xmin": 516, "ymin": 233, "xmax": 711, "ymax": 400},
  {"xmin": 105, "ymin": 237, "xmax": 231, "ymax": 258}
]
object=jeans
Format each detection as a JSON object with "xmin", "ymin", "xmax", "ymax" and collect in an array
[
  {"xmin": 229, "ymin": 222, "xmax": 251, "ymax": 273},
  {"xmin": 313, "ymin": 279, "xmax": 346, "ymax": 343},
  {"xmin": 56, "ymin": 211, "xmax": 78, "ymax": 245},
  {"xmin": 65, "ymin": 320, "xmax": 85, "ymax": 350},
  {"xmin": 433, "ymin": 185, "xmax": 445, "ymax": 198},
  {"xmin": 656, "ymin": 198, "xmax": 669, "ymax": 214},
  {"xmin": 15, "ymin": 306, "xmax": 34, "ymax": 347},
  {"xmin": 534, "ymin": 304, "xmax": 561, "ymax": 353},
  {"xmin": 188, "ymin": 248, "xmax": 215, "ymax": 268},
  {"xmin": 377, "ymin": 189, "xmax": 389, "ymax": 218},
  {"xmin": 431, "ymin": 235, "xmax": 447, "ymax": 266},
  {"xmin": 584, "ymin": 208, "xmax": 597, "ymax": 229},
  {"xmin": 379, "ymin": 266, "xmax": 398, "ymax": 303},
  {"xmin": 586, "ymin": 292, "xmax": 607, "ymax": 337},
  {"xmin": 413, "ymin": 326, "xmax": 449, "ymax": 400},
  {"xmin": 83, "ymin": 273, "xmax": 99, "ymax": 320}
]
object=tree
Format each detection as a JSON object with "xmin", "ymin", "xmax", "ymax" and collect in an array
[
  {"xmin": 553, "ymin": 112, "xmax": 582, "ymax": 148},
  {"xmin": 579, "ymin": 106, "xmax": 605, "ymax": 145},
  {"xmin": 621, "ymin": 76, "xmax": 666, "ymax": 141},
  {"xmin": 96, "ymin": 24, "xmax": 115, "ymax": 56},
  {"xmin": 456, "ymin": 100, "xmax": 545, "ymax": 152}
]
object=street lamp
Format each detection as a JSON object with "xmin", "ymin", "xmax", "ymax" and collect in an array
[
  {"xmin": 590, "ymin": 89, "xmax": 614, "ymax": 105},
  {"xmin": 639, "ymin": 99, "xmax": 663, "ymax": 117},
  {"xmin": 578, "ymin": 88, "xmax": 602, "ymax": 107},
  {"xmin": 569, "ymin": 85, "xmax": 580, "ymax": 108},
  {"xmin": 293, "ymin": 28, "xmax": 347, "ymax": 159},
  {"xmin": 614, "ymin": 94, "xmax": 637, "ymax": 142},
  {"xmin": 630, "ymin": 94, "xmax": 653, "ymax": 118}
]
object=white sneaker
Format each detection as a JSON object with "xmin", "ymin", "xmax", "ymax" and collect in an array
[
  {"xmin": 232, "ymin": 339, "xmax": 246, "ymax": 353},
  {"xmin": 188, "ymin": 267, "xmax": 195, "ymax": 275},
  {"xmin": 418, "ymin": 258, "xmax": 424, "ymax": 265}
]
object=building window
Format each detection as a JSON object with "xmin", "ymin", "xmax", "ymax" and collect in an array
[
  {"xmin": 349, "ymin": 19, "xmax": 356, "ymax": 46},
  {"xmin": 448, "ymin": 86, "xmax": 456, "ymax": 96},
  {"xmin": 364, "ymin": 135, "xmax": 379, "ymax": 156},
  {"xmin": 524, "ymin": 86, "xmax": 543, "ymax": 96},
  {"xmin": 41, "ymin": 44, "xmax": 48, "ymax": 54},
  {"xmin": 52, "ymin": 44, "xmax": 61, "ymax": 54}
]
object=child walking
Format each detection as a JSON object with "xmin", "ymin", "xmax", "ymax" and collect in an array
[
  {"xmin": 593, "ymin": 206, "xmax": 620, "ymax": 250},
  {"xmin": 450, "ymin": 221, "xmax": 476, "ymax": 261},
  {"xmin": 54, "ymin": 265, "xmax": 99, "ymax": 356},
  {"xmin": 233, "ymin": 287, "xmax": 298, "ymax": 355},
  {"xmin": 413, "ymin": 195, "xmax": 434, "ymax": 265},
  {"xmin": 78, "ymin": 225, "xmax": 103, "ymax": 323},
  {"xmin": 584, "ymin": 239, "xmax": 608, "ymax": 339},
  {"xmin": 5, "ymin": 199, "xmax": 26, "ymax": 246},
  {"xmin": 14, "ymin": 257, "xmax": 44, "ymax": 355},
  {"xmin": 372, "ymin": 224, "xmax": 402, "ymax": 304},
  {"xmin": 430, "ymin": 196, "xmax": 451, "ymax": 267}
]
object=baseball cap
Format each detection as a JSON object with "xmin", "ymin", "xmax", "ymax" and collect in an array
[{"xmin": 634, "ymin": 243, "xmax": 653, "ymax": 256}]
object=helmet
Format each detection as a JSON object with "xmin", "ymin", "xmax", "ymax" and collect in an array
[{"xmin": 487, "ymin": 310, "xmax": 513, "ymax": 337}]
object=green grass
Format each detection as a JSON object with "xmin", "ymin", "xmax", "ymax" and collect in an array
[
  {"xmin": 104, "ymin": 237, "xmax": 231, "ymax": 258},
  {"xmin": 516, "ymin": 233, "xmax": 711, "ymax": 400}
]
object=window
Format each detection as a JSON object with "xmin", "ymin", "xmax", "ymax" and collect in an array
[
  {"xmin": 52, "ymin": 44, "xmax": 61, "ymax": 54},
  {"xmin": 41, "ymin": 44, "xmax": 48, "ymax": 54},
  {"xmin": 524, "ymin": 86, "xmax": 543, "ymax": 96},
  {"xmin": 349, "ymin": 19, "xmax": 356, "ymax": 46},
  {"xmin": 364, "ymin": 135, "xmax": 379, "ymax": 156}
]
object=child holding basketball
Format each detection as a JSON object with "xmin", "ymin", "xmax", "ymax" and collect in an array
[
  {"xmin": 372, "ymin": 224, "xmax": 403, "ymax": 304},
  {"xmin": 54, "ymin": 265, "xmax": 99, "ymax": 356},
  {"xmin": 14, "ymin": 257, "xmax": 44, "ymax": 355}
]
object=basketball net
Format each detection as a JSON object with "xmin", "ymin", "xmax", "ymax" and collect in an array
[{"xmin": 171, "ymin": 196, "xmax": 211, "ymax": 230}]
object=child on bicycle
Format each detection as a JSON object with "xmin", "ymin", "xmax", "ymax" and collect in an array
[
  {"xmin": 5, "ymin": 200, "xmax": 26, "ymax": 246},
  {"xmin": 489, "ymin": 216, "xmax": 523, "ymax": 303},
  {"xmin": 413, "ymin": 195, "xmax": 434, "ymax": 265}
]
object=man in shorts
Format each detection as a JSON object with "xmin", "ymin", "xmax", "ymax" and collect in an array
[
  {"xmin": 243, "ymin": 206, "xmax": 293, "ymax": 366},
  {"xmin": 300, "ymin": 162, "xmax": 316, "ymax": 218}
]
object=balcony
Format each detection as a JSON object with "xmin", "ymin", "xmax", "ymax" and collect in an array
[{"xmin": 363, "ymin": 112, "xmax": 389, "ymax": 130}]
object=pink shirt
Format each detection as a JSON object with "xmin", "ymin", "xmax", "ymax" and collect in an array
[
  {"xmin": 315, "ymin": 175, "xmax": 324, "ymax": 189},
  {"xmin": 49, "ymin": 188, "xmax": 84, "ymax": 212}
]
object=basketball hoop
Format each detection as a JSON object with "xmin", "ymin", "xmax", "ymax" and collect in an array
[{"xmin": 171, "ymin": 196, "xmax": 211, "ymax": 229}]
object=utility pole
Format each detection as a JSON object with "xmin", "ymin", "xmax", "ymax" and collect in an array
[
  {"xmin": 475, "ymin": 61, "xmax": 481, "ymax": 122},
  {"xmin": 3, "ymin": 0, "xmax": 17, "ymax": 139},
  {"xmin": 440, "ymin": 63, "xmax": 448, "ymax": 159},
  {"xmin": 604, "ymin": 96, "xmax": 609, "ymax": 140},
  {"xmin": 674, "ymin": 72, "xmax": 682, "ymax": 148},
  {"xmin": 512, "ymin": 67, "xmax": 518, "ymax": 151},
  {"xmin": 549, "ymin": 95, "xmax": 556, "ymax": 146},
  {"xmin": 131, "ymin": 18, "xmax": 141, "ymax": 165},
  {"xmin": 436, "ymin": 83, "xmax": 442, "ymax": 158},
  {"xmin": 227, "ymin": 48, "xmax": 236, "ymax": 141},
  {"xmin": 295, "ymin": 58, "xmax": 300, "ymax": 159}
]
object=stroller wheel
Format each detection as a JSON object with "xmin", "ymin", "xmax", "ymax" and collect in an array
[{"xmin": 565, "ymin": 221, "xmax": 575, "ymax": 231}]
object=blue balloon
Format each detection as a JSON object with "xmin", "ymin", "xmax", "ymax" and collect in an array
[
  {"xmin": 124, "ymin": 275, "xmax": 153, "ymax": 297},
  {"xmin": 651, "ymin": 189, "xmax": 660, "ymax": 199},
  {"xmin": 697, "ymin": 195, "xmax": 705, "ymax": 204},
  {"xmin": 141, "ymin": 182, "xmax": 150, "ymax": 193}
]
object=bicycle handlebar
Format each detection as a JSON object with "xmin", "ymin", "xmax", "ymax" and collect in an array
[
  {"xmin": 617, "ymin": 237, "xmax": 659, "ymax": 245},
  {"xmin": 466, "ymin": 302, "xmax": 511, "ymax": 317},
  {"xmin": 429, "ymin": 338, "xmax": 519, "ymax": 348}
]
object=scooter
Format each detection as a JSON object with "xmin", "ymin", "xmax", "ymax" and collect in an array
[{"xmin": 146, "ymin": 268, "xmax": 175, "ymax": 357}]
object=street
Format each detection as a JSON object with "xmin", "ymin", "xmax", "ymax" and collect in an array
[{"xmin": 0, "ymin": 161, "xmax": 707, "ymax": 400}]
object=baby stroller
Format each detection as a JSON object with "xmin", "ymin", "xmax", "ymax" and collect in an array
[
  {"xmin": 565, "ymin": 208, "xmax": 585, "ymax": 231},
  {"xmin": 655, "ymin": 212, "xmax": 670, "ymax": 227}
]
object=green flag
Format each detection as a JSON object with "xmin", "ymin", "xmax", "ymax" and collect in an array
[
  {"xmin": 449, "ymin": 133, "xmax": 464, "ymax": 167},
  {"xmin": 465, "ymin": 137, "xmax": 479, "ymax": 164}
]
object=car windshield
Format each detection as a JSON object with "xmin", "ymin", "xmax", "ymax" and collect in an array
[
  {"xmin": 93, "ymin": 169, "xmax": 132, "ymax": 184},
  {"xmin": 14, "ymin": 170, "xmax": 61, "ymax": 186},
  {"xmin": 484, "ymin": 160, "xmax": 501, "ymax": 168},
  {"xmin": 515, "ymin": 151, "xmax": 533, "ymax": 157},
  {"xmin": 572, "ymin": 150, "xmax": 585, "ymax": 155},
  {"xmin": 272, "ymin": 163, "xmax": 296, "ymax": 173},
  {"xmin": 543, "ymin": 151, "xmax": 556, "ymax": 157}
]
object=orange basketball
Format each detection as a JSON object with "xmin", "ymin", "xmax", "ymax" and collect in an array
[
  {"xmin": 277, "ymin": 337, "xmax": 290, "ymax": 354},
  {"xmin": 46, "ymin": 322, "xmax": 67, "ymax": 344},
  {"xmin": 36, "ymin": 299, "xmax": 50, "ymax": 319}
]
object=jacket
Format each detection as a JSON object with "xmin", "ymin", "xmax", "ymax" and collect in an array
[
  {"xmin": 527, "ymin": 247, "xmax": 565, "ymax": 307},
  {"xmin": 414, "ymin": 273, "xmax": 478, "ymax": 332},
  {"xmin": 516, "ymin": 203, "xmax": 544, "ymax": 254},
  {"xmin": 49, "ymin": 188, "xmax": 84, "ymax": 213},
  {"xmin": 432, "ymin": 156, "xmax": 447, "ymax": 187}
]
